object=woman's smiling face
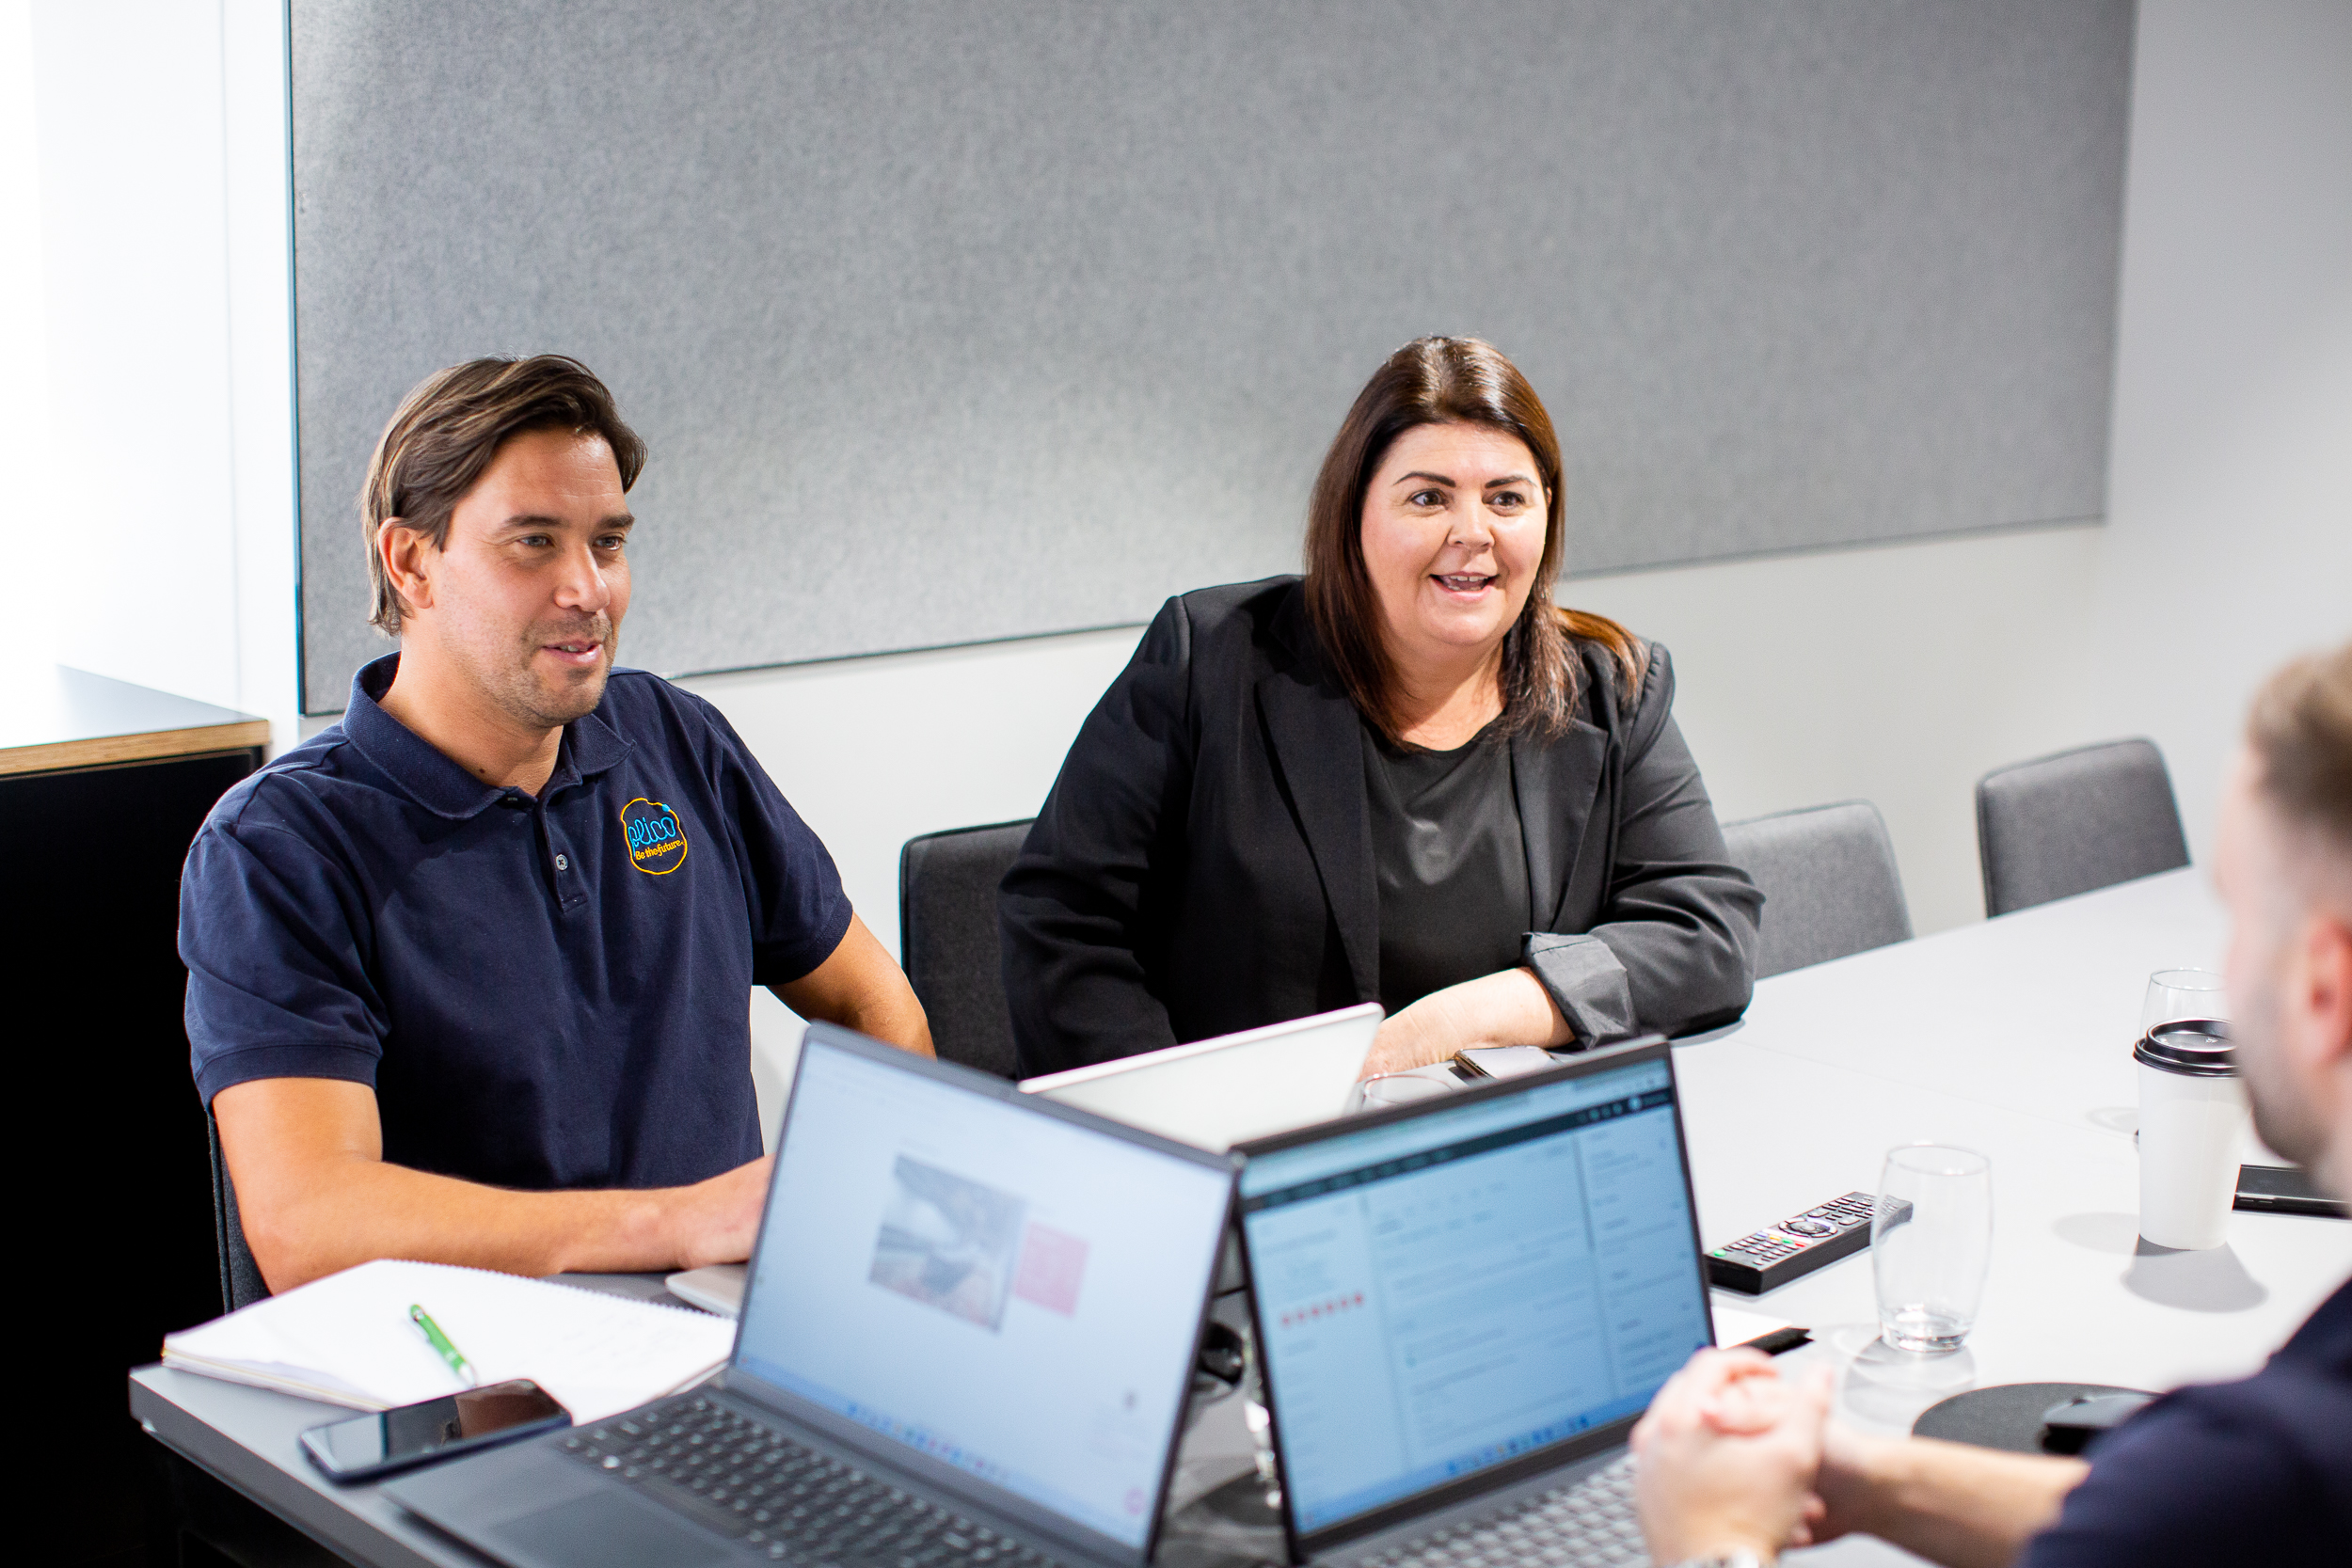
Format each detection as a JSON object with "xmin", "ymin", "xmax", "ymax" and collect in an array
[{"xmin": 1359, "ymin": 421, "xmax": 1549, "ymax": 674}]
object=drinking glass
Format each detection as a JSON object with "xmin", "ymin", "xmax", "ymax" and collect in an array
[
  {"xmin": 2141, "ymin": 969, "xmax": 2227, "ymax": 1036},
  {"xmin": 1874, "ymin": 1144, "xmax": 1993, "ymax": 1354}
]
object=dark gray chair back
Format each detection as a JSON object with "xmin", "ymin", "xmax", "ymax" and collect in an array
[
  {"xmin": 898, "ymin": 819, "xmax": 1034, "ymax": 1079},
  {"xmin": 1976, "ymin": 738, "xmax": 2189, "ymax": 918},
  {"xmin": 206, "ymin": 1109, "xmax": 268, "ymax": 1311},
  {"xmin": 1722, "ymin": 800, "xmax": 1914, "ymax": 979}
]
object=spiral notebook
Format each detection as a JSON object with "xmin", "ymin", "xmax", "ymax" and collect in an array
[{"xmin": 161, "ymin": 1259, "xmax": 735, "ymax": 1423}]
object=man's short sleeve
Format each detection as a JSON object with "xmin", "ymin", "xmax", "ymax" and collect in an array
[
  {"xmin": 701, "ymin": 706, "xmax": 853, "ymax": 988},
  {"xmin": 2018, "ymin": 1385, "xmax": 2335, "ymax": 1566},
  {"xmin": 181, "ymin": 799, "xmax": 388, "ymax": 1105}
]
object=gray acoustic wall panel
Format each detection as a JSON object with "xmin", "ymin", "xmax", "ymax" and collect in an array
[{"xmin": 292, "ymin": 0, "xmax": 2134, "ymax": 712}]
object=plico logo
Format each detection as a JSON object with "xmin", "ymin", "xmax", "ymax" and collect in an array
[{"xmin": 621, "ymin": 798, "xmax": 690, "ymax": 876}]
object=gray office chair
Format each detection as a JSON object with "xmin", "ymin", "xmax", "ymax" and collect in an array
[
  {"xmin": 898, "ymin": 818, "xmax": 1035, "ymax": 1079},
  {"xmin": 206, "ymin": 1108, "xmax": 269, "ymax": 1311},
  {"xmin": 1976, "ymin": 738, "xmax": 2190, "ymax": 918},
  {"xmin": 1721, "ymin": 800, "xmax": 1914, "ymax": 979}
]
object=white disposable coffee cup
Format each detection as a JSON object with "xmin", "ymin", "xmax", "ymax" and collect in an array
[{"xmin": 2135, "ymin": 1021, "xmax": 2247, "ymax": 1250}]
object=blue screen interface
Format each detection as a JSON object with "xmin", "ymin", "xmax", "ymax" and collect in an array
[{"xmin": 1238, "ymin": 1058, "xmax": 1710, "ymax": 1535}]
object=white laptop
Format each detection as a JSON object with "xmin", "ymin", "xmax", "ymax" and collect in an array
[
  {"xmin": 389, "ymin": 1023, "xmax": 1236, "ymax": 1568},
  {"xmin": 1232, "ymin": 1037, "xmax": 1708, "ymax": 1568},
  {"xmin": 1019, "ymin": 1003, "xmax": 1384, "ymax": 1151}
]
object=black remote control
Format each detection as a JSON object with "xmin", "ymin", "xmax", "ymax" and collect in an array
[{"xmin": 1707, "ymin": 1192, "xmax": 1907, "ymax": 1294}]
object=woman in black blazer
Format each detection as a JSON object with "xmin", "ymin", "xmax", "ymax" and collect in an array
[{"xmin": 1001, "ymin": 338, "xmax": 1760, "ymax": 1079}]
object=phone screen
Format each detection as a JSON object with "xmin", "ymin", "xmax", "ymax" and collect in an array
[{"xmin": 302, "ymin": 1380, "xmax": 569, "ymax": 1480}]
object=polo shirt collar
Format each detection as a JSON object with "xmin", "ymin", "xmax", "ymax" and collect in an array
[{"xmin": 344, "ymin": 653, "xmax": 635, "ymax": 819}]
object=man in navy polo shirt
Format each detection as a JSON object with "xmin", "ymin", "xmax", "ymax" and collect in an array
[{"xmin": 183, "ymin": 356, "xmax": 933, "ymax": 1293}]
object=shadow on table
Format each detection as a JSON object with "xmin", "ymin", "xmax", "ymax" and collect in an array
[
  {"xmin": 2057, "ymin": 1213, "xmax": 2270, "ymax": 1310},
  {"xmin": 1823, "ymin": 1325, "xmax": 1980, "ymax": 1430},
  {"xmin": 2123, "ymin": 1239, "xmax": 2268, "ymax": 1312},
  {"xmin": 2053, "ymin": 1211, "xmax": 2139, "ymax": 1255}
]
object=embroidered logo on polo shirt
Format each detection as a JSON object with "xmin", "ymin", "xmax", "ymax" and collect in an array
[{"xmin": 621, "ymin": 798, "xmax": 690, "ymax": 875}]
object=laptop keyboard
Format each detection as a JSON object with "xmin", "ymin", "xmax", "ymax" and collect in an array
[
  {"xmin": 1355, "ymin": 1455, "xmax": 1645, "ymax": 1568},
  {"xmin": 560, "ymin": 1395, "xmax": 1063, "ymax": 1568}
]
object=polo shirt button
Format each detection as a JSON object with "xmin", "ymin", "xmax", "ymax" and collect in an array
[{"xmin": 554, "ymin": 853, "xmax": 569, "ymax": 870}]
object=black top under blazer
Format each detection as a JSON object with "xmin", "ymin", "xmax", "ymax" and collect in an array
[{"xmin": 999, "ymin": 577, "xmax": 1763, "ymax": 1076}]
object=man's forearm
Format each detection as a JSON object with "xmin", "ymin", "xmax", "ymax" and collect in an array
[
  {"xmin": 1839, "ymin": 1436, "xmax": 2089, "ymax": 1568},
  {"xmin": 246, "ymin": 1159, "xmax": 642, "ymax": 1290}
]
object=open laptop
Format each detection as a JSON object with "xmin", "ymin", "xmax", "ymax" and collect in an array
[
  {"xmin": 1232, "ymin": 1037, "xmax": 1708, "ymax": 1568},
  {"xmin": 1020, "ymin": 1003, "xmax": 1385, "ymax": 1151},
  {"xmin": 386, "ymin": 1023, "xmax": 1236, "ymax": 1568}
]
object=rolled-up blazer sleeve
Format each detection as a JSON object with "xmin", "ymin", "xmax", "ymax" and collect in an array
[
  {"xmin": 1525, "ymin": 648, "xmax": 1761, "ymax": 1040},
  {"xmin": 999, "ymin": 597, "xmax": 1195, "ymax": 1073}
]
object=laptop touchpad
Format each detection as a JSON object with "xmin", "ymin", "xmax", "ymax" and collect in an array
[{"xmin": 492, "ymin": 1491, "xmax": 733, "ymax": 1568}]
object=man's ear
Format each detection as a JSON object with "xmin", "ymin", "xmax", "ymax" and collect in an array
[
  {"xmin": 379, "ymin": 519, "xmax": 435, "ymax": 618},
  {"xmin": 2307, "ymin": 912, "xmax": 2352, "ymax": 1074}
]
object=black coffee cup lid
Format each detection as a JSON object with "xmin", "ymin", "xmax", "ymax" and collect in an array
[{"xmin": 2134, "ymin": 1018, "xmax": 2233, "ymax": 1076}]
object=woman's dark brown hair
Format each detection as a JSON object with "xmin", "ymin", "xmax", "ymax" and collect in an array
[
  {"xmin": 1303, "ymin": 336, "xmax": 1645, "ymax": 744},
  {"xmin": 360, "ymin": 355, "xmax": 647, "ymax": 634}
]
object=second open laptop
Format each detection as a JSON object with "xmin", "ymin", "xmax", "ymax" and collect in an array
[
  {"xmin": 1232, "ymin": 1037, "xmax": 1709, "ymax": 1568},
  {"xmin": 386, "ymin": 1023, "xmax": 1236, "ymax": 1568}
]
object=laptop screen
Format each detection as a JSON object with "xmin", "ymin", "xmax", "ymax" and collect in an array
[
  {"xmin": 1237, "ymin": 1053, "xmax": 1710, "ymax": 1538},
  {"xmin": 736, "ymin": 1034, "xmax": 1233, "ymax": 1550}
]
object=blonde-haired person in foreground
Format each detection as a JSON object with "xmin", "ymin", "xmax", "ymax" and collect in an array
[{"xmin": 1628, "ymin": 639, "xmax": 2352, "ymax": 1568}]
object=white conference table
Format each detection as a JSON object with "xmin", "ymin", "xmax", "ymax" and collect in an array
[
  {"xmin": 129, "ymin": 868, "xmax": 2352, "ymax": 1568},
  {"xmin": 1673, "ymin": 866, "xmax": 2351, "ymax": 1565}
]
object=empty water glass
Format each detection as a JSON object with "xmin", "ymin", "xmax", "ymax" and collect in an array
[
  {"xmin": 1874, "ymin": 1144, "xmax": 1993, "ymax": 1354},
  {"xmin": 2141, "ymin": 969, "xmax": 2227, "ymax": 1037}
]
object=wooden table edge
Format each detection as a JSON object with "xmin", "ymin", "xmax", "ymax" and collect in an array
[{"xmin": 0, "ymin": 719, "xmax": 271, "ymax": 777}]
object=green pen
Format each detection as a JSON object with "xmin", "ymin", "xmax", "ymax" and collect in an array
[{"xmin": 409, "ymin": 1303, "xmax": 477, "ymax": 1386}]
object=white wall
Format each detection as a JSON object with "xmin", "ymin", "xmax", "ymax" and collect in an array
[
  {"xmin": 11, "ymin": 0, "xmax": 300, "ymax": 748},
  {"xmin": 0, "ymin": 0, "xmax": 54, "ymax": 681},
  {"xmin": 1571, "ymin": 524, "xmax": 2106, "ymax": 937},
  {"xmin": 2090, "ymin": 0, "xmax": 2352, "ymax": 860}
]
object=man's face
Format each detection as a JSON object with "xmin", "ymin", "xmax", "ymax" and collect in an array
[
  {"xmin": 406, "ymin": 427, "xmax": 633, "ymax": 731},
  {"xmin": 2215, "ymin": 750, "xmax": 2329, "ymax": 1169}
]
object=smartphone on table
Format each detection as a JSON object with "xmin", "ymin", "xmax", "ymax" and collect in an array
[
  {"xmin": 300, "ymin": 1380, "xmax": 571, "ymax": 1482},
  {"xmin": 2234, "ymin": 1164, "xmax": 2348, "ymax": 1218}
]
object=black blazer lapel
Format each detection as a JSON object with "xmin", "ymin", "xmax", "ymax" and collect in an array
[
  {"xmin": 1256, "ymin": 666, "xmax": 1378, "ymax": 1002},
  {"xmin": 1512, "ymin": 724, "xmax": 1608, "ymax": 930}
]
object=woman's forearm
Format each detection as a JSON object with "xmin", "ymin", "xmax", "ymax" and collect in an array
[{"xmin": 1362, "ymin": 966, "xmax": 1573, "ymax": 1076}]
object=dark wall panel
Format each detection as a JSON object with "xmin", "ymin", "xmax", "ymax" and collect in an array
[{"xmin": 293, "ymin": 1, "xmax": 2133, "ymax": 711}]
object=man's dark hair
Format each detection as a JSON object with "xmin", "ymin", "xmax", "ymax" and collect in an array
[{"xmin": 359, "ymin": 355, "xmax": 647, "ymax": 634}]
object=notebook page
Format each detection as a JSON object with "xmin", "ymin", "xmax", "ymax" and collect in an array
[{"xmin": 164, "ymin": 1259, "xmax": 736, "ymax": 1422}]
